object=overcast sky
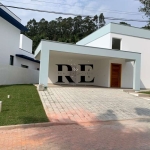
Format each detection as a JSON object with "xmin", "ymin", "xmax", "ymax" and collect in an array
[{"xmin": 1, "ymin": 0, "xmax": 148, "ymax": 27}]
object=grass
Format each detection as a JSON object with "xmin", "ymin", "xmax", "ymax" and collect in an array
[
  {"xmin": 139, "ymin": 91, "xmax": 150, "ymax": 94},
  {"xmin": 0, "ymin": 84, "xmax": 49, "ymax": 126}
]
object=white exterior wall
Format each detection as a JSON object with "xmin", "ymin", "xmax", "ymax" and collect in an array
[
  {"xmin": 82, "ymin": 33, "xmax": 135, "ymax": 88},
  {"xmin": 48, "ymin": 56, "xmax": 133, "ymax": 88},
  {"xmin": 84, "ymin": 32, "xmax": 149, "ymax": 89},
  {"xmin": 86, "ymin": 33, "xmax": 111, "ymax": 49},
  {"xmin": 20, "ymin": 34, "xmax": 32, "ymax": 53},
  {"xmin": 94, "ymin": 59, "xmax": 110, "ymax": 87},
  {"xmin": 110, "ymin": 33, "xmax": 150, "ymax": 89},
  {"xmin": 48, "ymin": 56, "xmax": 97, "ymax": 85},
  {"xmin": 15, "ymin": 57, "xmax": 40, "ymax": 70},
  {"xmin": 0, "ymin": 64, "xmax": 39, "ymax": 85},
  {"xmin": 0, "ymin": 17, "xmax": 40, "ymax": 70},
  {"xmin": 0, "ymin": 17, "xmax": 20, "ymax": 65},
  {"xmin": 94, "ymin": 58, "xmax": 133, "ymax": 88}
]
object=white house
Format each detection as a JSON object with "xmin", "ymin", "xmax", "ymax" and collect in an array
[
  {"xmin": 34, "ymin": 23, "xmax": 150, "ymax": 91},
  {"xmin": 0, "ymin": 3, "xmax": 39, "ymax": 85},
  {"xmin": 0, "ymin": 3, "xmax": 40, "ymax": 70}
]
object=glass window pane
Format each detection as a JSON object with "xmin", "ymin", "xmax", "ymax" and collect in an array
[{"xmin": 112, "ymin": 38, "xmax": 121, "ymax": 50}]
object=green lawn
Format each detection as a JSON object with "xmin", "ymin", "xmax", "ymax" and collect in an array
[
  {"xmin": 139, "ymin": 91, "xmax": 150, "ymax": 94},
  {"xmin": 0, "ymin": 85, "xmax": 49, "ymax": 126}
]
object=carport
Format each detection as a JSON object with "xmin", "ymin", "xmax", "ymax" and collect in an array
[{"xmin": 34, "ymin": 40, "xmax": 141, "ymax": 91}]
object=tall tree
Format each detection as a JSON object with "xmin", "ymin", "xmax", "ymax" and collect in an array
[
  {"xmin": 139, "ymin": 0, "xmax": 150, "ymax": 18},
  {"xmin": 23, "ymin": 14, "xmax": 105, "ymax": 53},
  {"xmin": 139, "ymin": 0, "xmax": 150, "ymax": 28},
  {"xmin": 99, "ymin": 13, "xmax": 105, "ymax": 28}
]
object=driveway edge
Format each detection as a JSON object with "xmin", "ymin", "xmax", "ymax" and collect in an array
[{"xmin": 1, "ymin": 117, "xmax": 150, "ymax": 130}]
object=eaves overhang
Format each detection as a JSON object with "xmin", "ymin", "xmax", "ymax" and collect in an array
[
  {"xmin": 0, "ymin": 8, "xmax": 28, "ymax": 31},
  {"xmin": 76, "ymin": 23, "xmax": 150, "ymax": 46},
  {"xmin": 16, "ymin": 54, "xmax": 40, "ymax": 63}
]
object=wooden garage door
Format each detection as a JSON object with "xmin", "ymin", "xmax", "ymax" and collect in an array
[{"xmin": 110, "ymin": 63, "xmax": 121, "ymax": 88}]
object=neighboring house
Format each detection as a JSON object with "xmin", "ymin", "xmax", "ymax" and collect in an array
[
  {"xmin": 35, "ymin": 23, "xmax": 150, "ymax": 91},
  {"xmin": 0, "ymin": 3, "xmax": 40, "ymax": 70}
]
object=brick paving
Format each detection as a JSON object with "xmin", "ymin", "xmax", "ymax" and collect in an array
[
  {"xmin": 39, "ymin": 87, "xmax": 150, "ymax": 123},
  {"xmin": 0, "ymin": 120, "xmax": 150, "ymax": 150}
]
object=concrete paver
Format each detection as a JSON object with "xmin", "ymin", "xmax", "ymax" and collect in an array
[
  {"xmin": 39, "ymin": 87, "xmax": 150, "ymax": 123},
  {"xmin": 0, "ymin": 120, "xmax": 150, "ymax": 150}
]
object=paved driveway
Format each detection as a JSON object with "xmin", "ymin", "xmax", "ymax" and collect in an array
[{"xmin": 39, "ymin": 87, "xmax": 150, "ymax": 123}]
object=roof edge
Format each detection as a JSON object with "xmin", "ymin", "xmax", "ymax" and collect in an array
[
  {"xmin": 76, "ymin": 22, "xmax": 150, "ymax": 46},
  {"xmin": 0, "ymin": 8, "xmax": 27, "ymax": 31}
]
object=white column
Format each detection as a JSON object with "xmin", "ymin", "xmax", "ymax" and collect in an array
[
  {"xmin": 133, "ymin": 57, "xmax": 141, "ymax": 91},
  {"xmin": 39, "ymin": 49, "xmax": 50, "ymax": 88}
]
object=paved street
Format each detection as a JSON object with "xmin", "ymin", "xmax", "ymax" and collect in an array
[
  {"xmin": 39, "ymin": 87, "xmax": 150, "ymax": 123},
  {"xmin": 1, "ymin": 120, "xmax": 150, "ymax": 150}
]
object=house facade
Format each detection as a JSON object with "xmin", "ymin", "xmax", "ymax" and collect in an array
[
  {"xmin": 77, "ymin": 23, "xmax": 150, "ymax": 89},
  {"xmin": 34, "ymin": 23, "xmax": 145, "ymax": 91},
  {"xmin": 0, "ymin": 3, "xmax": 40, "ymax": 70}
]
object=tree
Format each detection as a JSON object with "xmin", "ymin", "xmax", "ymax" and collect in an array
[
  {"xmin": 99, "ymin": 13, "xmax": 105, "ymax": 28},
  {"xmin": 139, "ymin": 0, "xmax": 150, "ymax": 28},
  {"xmin": 142, "ymin": 25, "xmax": 150, "ymax": 29},
  {"xmin": 23, "ymin": 14, "xmax": 105, "ymax": 53},
  {"xmin": 139, "ymin": 0, "xmax": 150, "ymax": 18},
  {"xmin": 120, "ymin": 22, "xmax": 131, "ymax": 26}
]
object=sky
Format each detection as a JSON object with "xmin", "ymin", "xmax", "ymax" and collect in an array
[{"xmin": 0, "ymin": 0, "xmax": 149, "ymax": 27}]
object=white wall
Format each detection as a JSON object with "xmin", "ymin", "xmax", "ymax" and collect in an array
[
  {"xmin": 0, "ymin": 64, "xmax": 39, "ymax": 85},
  {"xmin": 15, "ymin": 57, "xmax": 40, "ymax": 70},
  {"xmin": 48, "ymin": 56, "xmax": 134, "ymax": 88},
  {"xmin": 86, "ymin": 33, "xmax": 111, "ymax": 49},
  {"xmin": 94, "ymin": 59, "xmax": 110, "ymax": 87},
  {"xmin": 85, "ymin": 32, "xmax": 150, "ymax": 89},
  {"xmin": 48, "ymin": 56, "xmax": 96, "ymax": 85},
  {"xmin": 110, "ymin": 33, "xmax": 150, "ymax": 89},
  {"xmin": 94, "ymin": 58, "xmax": 134, "ymax": 88},
  {"xmin": 109, "ymin": 59, "xmax": 134, "ymax": 88},
  {"xmin": 0, "ymin": 17, "xmax": 20, "ymax": 65},
  {"xmin": 19, "ymin": 34, "xmax": 33, "ymax": 53},
  {"xmin": 0, "ymin": 17, "xmax": 39, "ymax": 70}
]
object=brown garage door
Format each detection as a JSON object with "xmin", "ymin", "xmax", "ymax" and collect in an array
[{"xmin": 110, "ymin": 63, "xmax": 121, "ymax": 88}]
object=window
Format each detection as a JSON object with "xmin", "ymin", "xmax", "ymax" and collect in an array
[
  {"xmin": 10, "ymin": 55, "xmax": 14, "ymax": 65},
  {"xmin": 112, "ymin": 38, "xmax": 121, "ymax": 50},
  {"xmin": 21, "ymin": 64, "xmax": 28, "ymax": 68}
]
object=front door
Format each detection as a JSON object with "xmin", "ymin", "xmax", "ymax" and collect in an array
[{"xmin": 110, "ymin": 63, "xmax": 121, "ymax": 88}]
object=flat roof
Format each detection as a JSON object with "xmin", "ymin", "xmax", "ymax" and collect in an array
[
  {"xmin": 35, "ymin": 40, "xmax": 141, "ymax": 61},
  {"xmin": 76, "ymin": 23, "xmax": 150, "ymax": 45}
]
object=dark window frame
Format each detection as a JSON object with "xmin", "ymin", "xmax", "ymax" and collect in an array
[
  {"xmin": 21, "ymin": 64, "xmax": 28, "ymax": 68},
  {"xmin": 112, "ymin": 38, "xmax": 121, "ymax": 50},
  {"xmin": 10, "ymin": 55, "xmax": 14, "ymax": 65}
]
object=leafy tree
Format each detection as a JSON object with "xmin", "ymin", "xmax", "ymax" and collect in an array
[
  {"xmin": 139, "ymin": 0, "xmax": 150, "ymax": 29},
  {"xmin": 139, "ymin": 0, "xmax": 150, "ymax": 17},
  {"xmin": 23, "ymin": 14, "xmax": 105, "ymax": 53},
  {"xmin": 99, "ymin": 13, "xmax": 105, "ymax": 28},
  {"xmin": 142, "ymin": 25, "xmax": 150, "ymax": 29},
  {"xmin": 120, "ymin": 22, "xmax": 131, "ymax": 26}
]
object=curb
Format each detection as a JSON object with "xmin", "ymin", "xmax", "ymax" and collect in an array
[{"xmin": 1, "ymin": 117, "xmax": 150, "ymax": 130}]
